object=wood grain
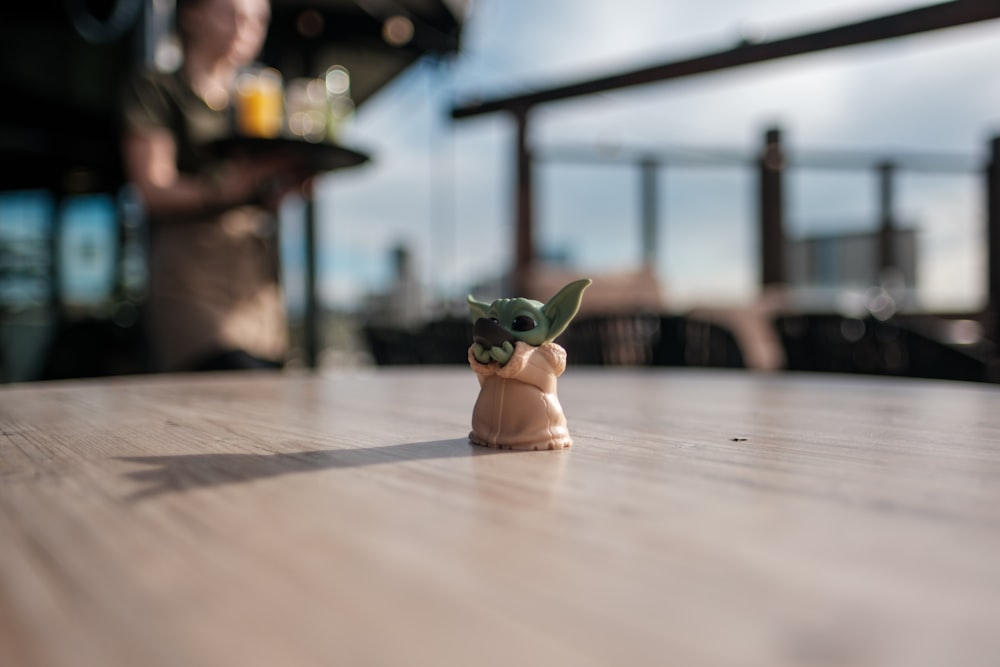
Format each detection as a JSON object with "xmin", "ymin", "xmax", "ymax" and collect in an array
[{"xmin": 1, "ymin": 368, "xmax": 999, "ymax": 667}]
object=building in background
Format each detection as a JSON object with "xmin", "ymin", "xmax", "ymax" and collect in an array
[{"xmin": 787, "ymin": 227, "xmax": 917, "ymax": 308}]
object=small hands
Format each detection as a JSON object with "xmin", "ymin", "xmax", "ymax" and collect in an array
[
  {"xmin": 491, "ymin": 340, "xmax": 514, "ymax": 364},
  {"xmin": 472, "ymin": 342, "xmax": 492, "ymax": 364},
  {"xmin": 472, "ymin": 340, "xmax": 514, "ymax": 365}
]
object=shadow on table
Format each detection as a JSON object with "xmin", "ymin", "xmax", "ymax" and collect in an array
[{"xmin": 118, "ymin": 438, "xmax": 498, "ymax": 501}]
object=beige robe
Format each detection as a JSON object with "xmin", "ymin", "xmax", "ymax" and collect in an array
[{"xmin": 468, "ymin": 341, "xmax": 573, "ymax": 450}]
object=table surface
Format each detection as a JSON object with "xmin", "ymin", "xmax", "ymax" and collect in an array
[{"xmin": 2, "ymin": 368, "xmax": 999, "ymax": 667}]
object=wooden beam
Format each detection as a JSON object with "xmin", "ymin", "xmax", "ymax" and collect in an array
[
  {"xmin": 452, "ymin": 1, "xmax": 1000, "ymax": 119},
  {"xmin": 512, "ymin": 106, "xmax": 534, "ymax": 296}
]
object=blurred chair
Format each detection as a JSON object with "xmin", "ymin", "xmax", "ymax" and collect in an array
[
  {"xmin": 559, "ymin": 313, "xmax": 744, "ymax": 368},
  {"xmin": 417, "ymin": 317, "xmax": 474, "ymax": 364},
  {"xmin": 363, "ymin": 317, "xmax": 473, "ymax": 365},
  {"xmin": 559, "ymin": 313, "xmax": 662, "ymax": 365},
  {"xmin": 775, "ymin": 313, "xmax": 991, "ymax": 382},
  {"xmin": 362, "ymin": 325, "xmax": 423, "ymax": 365},
  {"xmin": 365, "ymin": 311, "xmax": 746, "ymax": 369},
  {"xmin": 656, "ymin": 316, "xmax": 745, "ymax": 368}
]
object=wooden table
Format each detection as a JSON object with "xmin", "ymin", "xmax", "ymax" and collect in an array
[{"xmin": 2, "ymin": 368, "xmax": 999, "ymax": 667}]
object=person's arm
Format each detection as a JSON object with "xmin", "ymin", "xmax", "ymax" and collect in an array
[{"xmin": 122, "ymin": 127, "xmax": 290, "ymax": 220}]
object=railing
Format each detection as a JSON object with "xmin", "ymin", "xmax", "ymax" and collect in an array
[{"xmin": 535, "ymin": 127, "xmax": 997, "ymax": 310}]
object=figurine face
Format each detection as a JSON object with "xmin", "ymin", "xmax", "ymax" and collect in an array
[
  {"xmin": 472, "ymin": 297, "xmax": 551, "ymax": 347},
  {"xmin": 468, "ymin": 279, "xmax": 591, "ymax": 365}
]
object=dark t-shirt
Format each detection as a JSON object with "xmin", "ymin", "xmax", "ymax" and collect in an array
[{"xmin": 121, "ymin": 68, "xmax": 231, "ymax": 180}]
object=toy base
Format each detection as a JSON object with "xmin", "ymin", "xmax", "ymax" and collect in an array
[{"xmin": 469, "ymin": 432, "xmax": 572, "ymax": 451}]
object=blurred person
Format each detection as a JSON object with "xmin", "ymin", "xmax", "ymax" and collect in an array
[{"xmin": 120, "ymin": 0, "xmax": 308, "ymax": 372}]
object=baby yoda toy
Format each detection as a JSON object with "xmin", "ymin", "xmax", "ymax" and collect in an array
[{"xmin": 466, "ymin": 278, "xmax": 591, "ymax": 450}]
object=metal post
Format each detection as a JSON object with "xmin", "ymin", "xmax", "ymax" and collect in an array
[
  {"xmin": 987, "ymin": 136, "xmax": 1000, "ymax": 343},
  {"xmin": 512, "ymin": 105, "xmax": 534, "ymax": 297},
  {"xmin": 304, "ymin": 197, "xmax": 320, "ymax": 370},
  {"xmin": 878, "ymin": 160, "xmax": 897, "ymax": 278},
  {"xmin": 50, "ymin": 192, "xmax": 64, "ymax": 312},
  {"xmin": 640, "ymin": 156, "xmax": 659, "ymax": 269},
  {"xmin": 759, "ymin": 127, "xmax": 785, "ymax": 287}
]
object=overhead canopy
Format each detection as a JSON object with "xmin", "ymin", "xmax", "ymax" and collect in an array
[
  {"xmin": 264, "ymin": 0, "xmax": 466, "ymax": 105},
  {"xmin": 0, "ymin": 0, "xmax": 468, "ymax": 193}
]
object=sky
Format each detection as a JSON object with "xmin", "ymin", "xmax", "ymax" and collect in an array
[{"xmin": 286, "ymin": 0, "xmax": 1000, "ymax": 314}]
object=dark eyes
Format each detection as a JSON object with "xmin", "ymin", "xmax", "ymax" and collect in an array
[{"xmin": 512, "ymin": 315, "xmax": 536, "ymax": 331}]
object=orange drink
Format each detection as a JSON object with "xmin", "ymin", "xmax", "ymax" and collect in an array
[{"xmin": 235, "ymin": 67, "xmax": 283, "ymax": 138}]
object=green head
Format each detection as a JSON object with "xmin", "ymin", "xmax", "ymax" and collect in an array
[{"xmin": 467, "ymin": 279, "xmax": 592, "ymax": 349}]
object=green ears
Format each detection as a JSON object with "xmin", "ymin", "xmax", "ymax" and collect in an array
[
  {"xmin": 466, "ymin": 278, "xmax": 592, "ymax": 346},
  {"xmin": 540, "ymin": 279, "xmax": 591, "ymax": 343},
  {"xmin": 467, "ymin": 295, "xmax": 491, "ymax": 322}
]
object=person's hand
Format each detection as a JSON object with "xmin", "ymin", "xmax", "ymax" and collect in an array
[
  {"xmin": 211, "ymin": 154, "xmax": 311, "ymax": 210},
  {"xmin": 254, "ymin": 155, "xmax": 314, "ymax": 209}
]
